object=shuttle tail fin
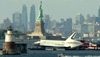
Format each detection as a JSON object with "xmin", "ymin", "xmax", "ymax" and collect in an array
[{"xmin": 65, "ymin": 31, "xmax": 77, "ymax": 41}]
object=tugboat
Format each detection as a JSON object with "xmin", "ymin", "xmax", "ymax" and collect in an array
[
  {"xmin": 79, "ymin": 39, "xmax": 89, "ymax": 50},
  {"xmin": 88, "ymin": 42, "xmax": 98, "ymax": 49}
]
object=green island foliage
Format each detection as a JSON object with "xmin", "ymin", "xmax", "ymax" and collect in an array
[{"xmin": 0, "ymin": 29, "xmax": 25, "ymax": 39}]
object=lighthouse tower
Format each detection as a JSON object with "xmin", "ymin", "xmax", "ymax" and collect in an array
[
  {"xmin": 3, "ymin": 26, "xmax": 20, "ymax": 54},
  {"xmin": 5, "ymin": 26, "xmax": 15, "ymax": 50}
]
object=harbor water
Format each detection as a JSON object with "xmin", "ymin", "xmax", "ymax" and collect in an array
[{"xmin": 0, "ymin": 41, "xmax": 100, "ymax": 57}]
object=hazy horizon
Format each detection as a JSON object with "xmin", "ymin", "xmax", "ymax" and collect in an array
[{"xmin": 0, "ymin": 0, "xmax": 100, "ymax": 23}]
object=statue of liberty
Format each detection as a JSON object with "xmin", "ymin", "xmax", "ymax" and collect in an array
[{"xmin": 36, "ymin": 1, "xmax": 43, "ymax": 21}]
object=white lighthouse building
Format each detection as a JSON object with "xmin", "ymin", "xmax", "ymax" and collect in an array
[
  {"xmin": 5, "ymin": 26, "xmax": 15, "ymax": 43},
  {"xmin": 2, "ymin": 26, "xmax": 20, "ymax": 55}
]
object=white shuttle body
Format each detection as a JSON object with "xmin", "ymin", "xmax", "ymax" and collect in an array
[{"xmin": 34, "ymin": 32, "xmax": 83, "ymax": 48}]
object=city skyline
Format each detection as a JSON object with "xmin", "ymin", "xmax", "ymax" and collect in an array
[{"xmin": 0, "ymin": 0, "xmax": 100, "ymax": 23}]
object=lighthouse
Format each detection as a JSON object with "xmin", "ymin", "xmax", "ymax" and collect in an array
[
  {"xmin": 5, "ymin": 26, "xmax": 15, "ymax": 49},
  {"xmin": 3, "ymin": 26, "xmax": 20, "ymax": 55}
]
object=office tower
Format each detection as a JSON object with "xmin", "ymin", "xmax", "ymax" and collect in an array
[
  {"xmin": 12, "ymin": 12, "xmax": 21, "ymax": 24},
  {"xmin": 43, "ymin": 15, "xmax": 50, "ymax": 32},
  {"xmin": 3, "ymin": 17, "xmax": 11, "ymax": 29},
  {"xmin": 85, "ymin": 14, "xmax": 90, "ymax": 23},
  {"xmin": 22, "ymin": 4, "xmax": 28, "ymax": 32},
  {"xmin": 66, "ymin": 18, "xmax": 72, "ymax": 29},
  {"xmin": 98, "ymin": 6, "xmax": 100, "ymax": 18},
  {"xmin": 12, "ymin": 12, "xmax": 25, "ymax": 32},
  {"xmin": 50, "ymin": 20, "xmax": 57, "ymax": 29},
  {"xmin": 60, "ymin": 18, "xmax": 64, "ymax": 23},
  {"xmin": 60, "ymin": 18, "xmax": 64, "ymax": 26},
  {"xmin": 76, "ymin": 13, "xmax": 85, "ymax": 24},
  {"xmin": 64, "ymin": 18, "xmax": 72, "ymax": 37},
  {"xmin": 28, "ymin": 22, "xmax": 31, "ymax": 31},
  {"xmin": 30, "ymin": 4, "xmax": 36, "ymax": 31},
  {"xmin": 89, "ymin": 15, "xmax": 96, "ymax": 24},
  {"xmin": 87, "ymin": 14, "xmax": 90, "ymax": 19}
]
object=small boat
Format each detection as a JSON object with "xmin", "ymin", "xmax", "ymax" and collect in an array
[{"xmin": 58, "ymin": 53, "xmax": 66, "ymax": 57}]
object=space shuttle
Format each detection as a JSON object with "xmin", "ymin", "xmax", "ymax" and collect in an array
[{"xmin": 34, "ymin": 31, "xmax": 83, "ymax": 48}]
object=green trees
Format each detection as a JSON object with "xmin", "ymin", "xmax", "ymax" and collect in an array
[
  {"xmin": 14, "ymin": 30, "xmax": 25, "ymax": 37},
  {"xmin": 0, "ymin": 29, "xmax": 25, "ymax": 39},
  {"xmin": 0, "ymin": 29, "xmax": 7, "ymax": 39}
]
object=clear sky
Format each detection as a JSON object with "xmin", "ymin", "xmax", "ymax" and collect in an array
[{"xmin": 0, "ymin": 0, "xmax": 100, "ymax": 23}]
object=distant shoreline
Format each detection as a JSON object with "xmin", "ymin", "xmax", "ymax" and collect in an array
[{"xmin": 0, "ymin": 39, "xmax": 38, "ymax": 41}]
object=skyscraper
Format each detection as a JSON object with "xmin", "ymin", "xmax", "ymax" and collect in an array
[
  {"xmin": 3, "ymin": 17, "xmax": 11, "ymax": 29},
  {"xmin": 12, "ymin": 12, "xmax": 21, "ymax": 24},
  {"xmin": 76, "ymin": 13, "xmax": 85, "ymax": 24},
  {"xmin": 12, "ymin": 12, "xmax": 25, "ymax": 32},
  {"xmin": 43, "ymin": 15, "xmax": 50, "ymax": 32},
  {"xmin": 98, "ymin": 6, "xmax": 100, "ymax": 18},
  {"xmin": 22, "ymin": 4, "xmax": 28, "ymax": 32},
  {"xmin": 66, "ymin": 18, "xmax": 72, "ymax": 29},
  {"xmin": 30, "ymin": 4, "xmax": 36, "ymax": 31}
]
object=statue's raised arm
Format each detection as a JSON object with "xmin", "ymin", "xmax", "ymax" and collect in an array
[
  {"xmin": 36, "ymin": 1, "xmax": 43, "ymax": 21},
  {"xmin": 40, "ymin": 1, "xmax": 42, "ymax": 9},
  {"xmin": 39, "ymin": 1, "xmax": 43, "ymax": 18}
]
